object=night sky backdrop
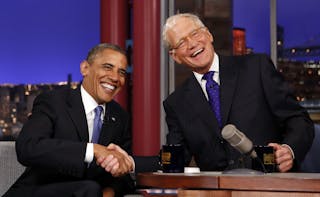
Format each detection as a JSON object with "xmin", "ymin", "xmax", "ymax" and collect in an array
[{"xmin": 1, "ymin": 0, "xmax": 319, "ymax": 84}]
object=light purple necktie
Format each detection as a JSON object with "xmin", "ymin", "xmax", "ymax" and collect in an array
[
  {"xmin": 203, "ymin": 71, "xmax": 222, "ymax": 128},
  {"xmin": 91, "ymin": 106, "xmax": 103, "ymax": 143}
]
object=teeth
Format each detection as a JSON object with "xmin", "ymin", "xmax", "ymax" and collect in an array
[
  {"xmin": 102, "ymin": 83, "xmax": 115, "ymax": 90},
  {"xmin": 191, "ymin": 48, "xmax": 204, "ymax": 57}
]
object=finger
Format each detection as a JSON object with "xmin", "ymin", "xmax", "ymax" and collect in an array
[
  {"xmin": 110, "ymin": 162, "xmax": 120, "ymax": 175},
  {"xmin": 124, "ymin": 157, "xmax": 133, "ymax": 171},
  {"xmin": 278, "ymin": 159, "xmax": 293, "ymax": 172},
  {"xmin": 276, "ymin": 151, "xmax": 293, "ymax": 171},
  {"xmin": 100, "ymin": 155, "xmax": 114, "ymax": 168},
  {"xmin": 107, "ymin": 144, "xmax": 133, "ymax": 169},
  {"xmin": 276, "ymin": 154, "xmax": 291, "ymax": 165},
  {"xmin": 106, "ymin": 143, "xmax": 117, "ymax": 150},
  {"xmin": 275, "ymin": 146, "xmax": 292, "ymax": 164},
  {"xmin": 268, "ymin": 143, "xmax": 281, "ymax": 150},
  {"xmin": 106, "ymin": 145, "xmax": 133, "ymax": 172},
  {"xmin": 105, "ymin": 157, "xmax": 119, "ymax": 172},
  {"xmin": 96, "ymin": 156, "xmax": 105, "ymax": 165},
  {"xmin": 107, "ymin": 144, "xmax": 128, "ymax": 156}
]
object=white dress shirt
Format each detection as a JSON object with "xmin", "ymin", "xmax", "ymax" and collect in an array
[
  {"xmin": 81, "ymin": 85, "xmax": 105, "ymax": 163},
  {"xmin": 193, "ymin": 53, "xmax": 220, "ymax": 101},
  {"xmin": 80, "ymin": 86, "xmax": 136, "ymax": 170}
]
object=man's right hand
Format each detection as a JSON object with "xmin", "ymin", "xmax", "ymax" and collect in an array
[{"xmin": 93, "ymin": 144, "xmax": 133, "ymax": 177}]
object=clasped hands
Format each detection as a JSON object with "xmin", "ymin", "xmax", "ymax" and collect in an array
[{"xmin": 94, "ymin": 143, "xmax": 134, "ymax": 177}]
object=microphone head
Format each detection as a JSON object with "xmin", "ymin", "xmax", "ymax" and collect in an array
[
  {"xmin": 221, "ymin": 124, "xmax": 242, "ymax": 145},
  {"xmin": 222, "ymin": 124, "xmax": 256, "ymax": 158}
]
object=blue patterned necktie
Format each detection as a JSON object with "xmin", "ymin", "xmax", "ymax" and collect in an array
[
  {"xmin": 91, "ymin": 106, "xmax": 103, "ymax": 143},
  {"xmin": 203, "ymin": 71, "xmax": 222, "ymax": 128}
]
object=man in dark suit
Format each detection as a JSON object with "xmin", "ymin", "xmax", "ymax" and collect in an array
[
  {"xmin": 4, "ymin": 43, "xmax": 134, "ymax": 197},
  {"xmin": 162, "ymin": 13, "xmax": 314, "ymax": 172}
]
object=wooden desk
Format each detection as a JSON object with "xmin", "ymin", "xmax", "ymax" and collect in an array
[
  {"xmin": 137, "ymin": 172, "xmax": 219, "ymax": 189},
  {"xmin": 137, "ymin": 172, "xmax": 320, "ymax": 197}
]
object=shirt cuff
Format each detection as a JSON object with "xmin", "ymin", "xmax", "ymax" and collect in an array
[
  {"xmin": 281, "ymin": 144, "xmax": 295, "ymax": 159},
  {"xmin": 85, "ymin": 143, "xmax": 94, "ymax": 163}
]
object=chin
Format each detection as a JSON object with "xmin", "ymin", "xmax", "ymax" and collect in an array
[{"xmin": 98, "ymin": 94, "xmax": 113, "ymax": 103}]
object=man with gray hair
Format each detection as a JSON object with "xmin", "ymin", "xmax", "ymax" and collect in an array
[{"xmin": 162, "ymin": 13, "xmax": 314, "ymax": 172}]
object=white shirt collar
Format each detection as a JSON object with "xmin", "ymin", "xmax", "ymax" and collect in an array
[
  {"xmin": 193, "ymin": 53, "xmax": 220, "ymax": 83},
  {"xmin": 80, "ymin": 85, "xmax": 106, "ymax": 115}
]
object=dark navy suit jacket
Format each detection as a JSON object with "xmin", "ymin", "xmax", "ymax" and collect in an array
[
  {"xmin": 5, "ymin": 86, "xmax": 134, "ymax": 196},
  {"xmin": 164, "ymin": 54, "xmax": 314, "ymax": 171}
]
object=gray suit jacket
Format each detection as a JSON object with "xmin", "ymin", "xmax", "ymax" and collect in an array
[{"xmin": 164, "ymin": 53, "xmax": 314, "ymax": 171}]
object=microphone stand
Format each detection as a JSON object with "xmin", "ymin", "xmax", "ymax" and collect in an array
[{"xmin": 222, "ymin": 154, "xmax": 266, "ymax": 175}]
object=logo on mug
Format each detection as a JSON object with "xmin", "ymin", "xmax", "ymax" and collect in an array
[
  {"xmin": 263, "ymin": 152, "xmax": 275, "ymax": 165},
  {"xmin": 161, "ymin": 152, "xmax": 171, "ymax": 165}
]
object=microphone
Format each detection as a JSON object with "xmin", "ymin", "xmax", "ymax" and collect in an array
[{"xmin": 221, "ymin": 124, "xmax": 257, "ymax": 158}]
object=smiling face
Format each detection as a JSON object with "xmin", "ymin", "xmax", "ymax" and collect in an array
[
  {"xmin": 80, "ymin": 48, "xmax": 127, "ymax": 104},
  {"xmin": 167, "ymin": 17, "xmax": 215, "ymax": 74}
]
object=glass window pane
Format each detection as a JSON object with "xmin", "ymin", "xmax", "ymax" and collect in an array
[{"xmin": 277, "ymin": 0, "xmax": 320, "ymax": 121}]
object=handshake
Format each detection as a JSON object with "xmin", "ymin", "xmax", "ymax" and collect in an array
[{"xmin": 93, "ymin": 143, "xmax": 134, "ymax": 177}]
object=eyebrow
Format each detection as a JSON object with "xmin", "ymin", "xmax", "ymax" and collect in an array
[
  {"xmin": 171, "ymin": 27, "xmax": 203, "ymax": 49},
  {"xmin": 102, "ymin": 63, "xmax": 127, "ymax": 73}
]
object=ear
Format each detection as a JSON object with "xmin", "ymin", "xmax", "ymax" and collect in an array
[
  {"xmin": 80, "ymin": 60, "xmax": 90, "ymax": 77},
  {"xmin": 169, "ymin": 50, "xmax": 182, "ymax": 64}
]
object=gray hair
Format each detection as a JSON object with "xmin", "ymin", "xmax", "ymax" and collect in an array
[
  {"xmin": 86, "ymin": 43, "xmax": 127, "ymax": 64},
  {"xmin": 162, "ymin": 13, "xmax": 205, "ymax": 48}
]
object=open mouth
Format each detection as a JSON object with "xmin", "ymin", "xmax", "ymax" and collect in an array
[
  {"xmin": 191, "ymin": 48, "xmax": 204, "ymax": 57},
  {"xmin": 101, "ymin": 83, "xmax": 116, "ymax": 91}
]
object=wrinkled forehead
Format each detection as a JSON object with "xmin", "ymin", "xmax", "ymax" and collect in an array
[{"xmin": 166, "ymin": 17, "xmax": 200, "ymax": 44}]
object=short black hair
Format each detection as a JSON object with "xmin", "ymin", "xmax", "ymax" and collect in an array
[{"xmin": 86, "ymin": 43, "xmax": 127, "ymax": 64}]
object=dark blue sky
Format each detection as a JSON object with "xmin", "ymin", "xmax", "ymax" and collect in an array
[
  {"xmin": 0, "ymin": 0, "xmax": 99, "ymax": 84},
  {"xmin": 234, "ymin": 0, "xmax": 320, "ymax": 52},
  {"xmin": 1, "ymin": 0, "xmax": 319, "ymax": 84}
]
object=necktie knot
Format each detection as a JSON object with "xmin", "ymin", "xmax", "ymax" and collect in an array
[
  {"xmin": 94, "ymin": 106, "xmax": 103, "ymax": 118},
  {"xmin": 203, "ymin": 71, "xmax": 215, "ymax": 81}
]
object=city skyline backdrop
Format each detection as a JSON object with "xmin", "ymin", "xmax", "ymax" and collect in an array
[{"xmin": 1, "ymin": 0, "xmax": 319, "ymax": 84}]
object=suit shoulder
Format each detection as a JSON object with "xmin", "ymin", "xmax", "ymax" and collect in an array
[
  {"xmin": 226, "ymin": 53, "xmax": 274, "ymax": 70},
  {"xmin": 35, "ymin": 86, "xmax": 76, "ymax": 103},
  {"xmin": 37, "ymin": 87, "xmax": 71, "ymax": 99},
  {"xmin": 109, "ymin": 100, "xmax": 129, "ymax": 116},
  {"xmin": 164, "ymin": 76, "xmax": 193, "ymax": 104},
  {"xmin": 39, "ymin": 86, "xmax": 73, "ymax": 96},
  {"xmin": 229, "ymin": 53, "xmax": 270, "ymax": 61}
]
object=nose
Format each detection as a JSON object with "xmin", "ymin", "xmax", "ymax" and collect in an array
[
  {"xmin": 108, "ymin": 69, "xmax": 120, "ymax": 82},
  {"xmin": 186, "ymin": 36, "xmax": 197, "ymax": 49}
]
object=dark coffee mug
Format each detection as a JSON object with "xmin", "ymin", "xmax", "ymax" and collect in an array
[
  {"xmin": 160, "ymin": 144, "xmax": 184, "ymax": 173},
  {"xmin": 252, "ymin": 145, "xmax": 276, "ymax": 173}
]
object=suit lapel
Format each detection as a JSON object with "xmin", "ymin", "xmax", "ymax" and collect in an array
[
  {"xmin": 219, "ymin": 55, "xmax": 239, "ymax": 126},
  {"xmin": 184, "ymin": 76, "xmax": 221, "ymax": 134},
  {"xmin": 66, "ymin": 87, "xmax": 89, "ymax": 142},
  {"xmin": 98, "ymin": 101, "xmax": 120, "ymax": 146}
]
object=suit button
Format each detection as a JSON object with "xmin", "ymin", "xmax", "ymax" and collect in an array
[{"xmin": 220, "ymin": 140, "xmax": 224, "ymax": 144}]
